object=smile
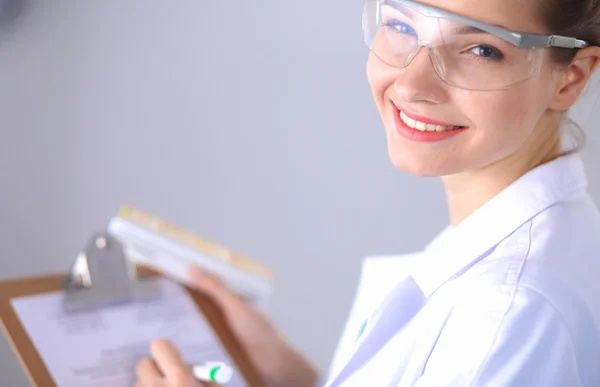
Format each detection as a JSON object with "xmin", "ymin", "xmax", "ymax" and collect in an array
[
  {"xmin": 393, "ymin": 105, "xmax": 468, "ymax": 143},
  {"xmin": 399, "ymin": 111, "xmax": 463, "ymax": 133}
]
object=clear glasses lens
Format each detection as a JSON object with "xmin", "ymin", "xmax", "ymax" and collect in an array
[{"xmin": 362, "ymin": 0, "xmax": 543, "ymax": 90}]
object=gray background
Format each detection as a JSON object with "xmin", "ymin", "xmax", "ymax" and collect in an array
[{"xmin": 1, "ymin": 1, "xmax": 599, "ymax": 386}]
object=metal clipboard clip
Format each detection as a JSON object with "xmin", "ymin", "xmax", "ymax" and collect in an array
[{"xmin": 62, "ymin": 231, "xmax": 162, "ymax": 313}]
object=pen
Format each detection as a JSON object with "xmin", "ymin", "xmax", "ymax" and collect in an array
[{"xmin": 191, "ymin": 361, "xmax": 234, "ymax": 384}]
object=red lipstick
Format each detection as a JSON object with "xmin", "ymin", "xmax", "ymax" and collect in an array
[{"xmin": 393, "ymin": 105, "xmax": 467, "ymax": 143}]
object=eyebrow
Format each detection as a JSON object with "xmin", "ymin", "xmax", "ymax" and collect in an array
[
  {"xmin": 396, "ymin": 6, "xmax": 415, "ymax": 20},
  {"xmin": 383, "ymin": 4, "xmax": 416, "ymax": 20},
  {"xmin": 453, "ymin": 25, "xmax": 490, "ymax": 35},
  {"xmin": 453, "ymin": 22, "xmax": 515, "ymax": 37}
]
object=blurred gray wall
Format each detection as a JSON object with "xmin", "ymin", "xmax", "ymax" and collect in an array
[{"xmin": 1, "ymin": 1, "xmax": 598, "ymax": 386}]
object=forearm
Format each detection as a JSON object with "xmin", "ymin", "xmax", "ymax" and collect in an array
[{"xmin": 267, "ymin": 347, "xmax": 320, "ymax": 387}]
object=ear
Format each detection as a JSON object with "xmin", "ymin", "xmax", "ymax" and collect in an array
[{"xmin": 549, "ymin": 46, "xmax": 600, "ymax": 111}]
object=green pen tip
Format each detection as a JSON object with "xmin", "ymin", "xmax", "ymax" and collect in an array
[{"xmin": 209, "ymin": 366, "xmax": 221, "ymax": 382}]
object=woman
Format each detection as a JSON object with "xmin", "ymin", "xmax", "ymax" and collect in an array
[{"xmin": 134, "ymin": 0, "xmax": 600, "ymax": 385}]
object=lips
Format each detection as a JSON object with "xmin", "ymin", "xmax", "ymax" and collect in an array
[
  {"xmin": 398, "ymin": 108, "xmax": 466, "ymax": 133},
  {"xmin": 399, "ymin": 111, "xmax": 464, "ymax": 133},
  {"xmin": 392, "ymin": 105, "xmax": 468, "ymax": 143}
]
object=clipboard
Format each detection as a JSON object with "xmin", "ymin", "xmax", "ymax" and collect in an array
[{"xmin": 0, "ymin": 231, "xmax": 265, "ymax": 387}]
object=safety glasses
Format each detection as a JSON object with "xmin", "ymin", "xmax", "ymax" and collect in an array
[{"xmin": 362, "ymin": 0, "xmax": 589, "ymax": 91}]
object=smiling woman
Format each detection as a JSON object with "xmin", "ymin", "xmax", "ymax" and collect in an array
[
  {"xmin": 135, "ymin": 0, "xmax": 600, "ymax": 386},
  {"xmin": 367, "ymin": 0, "xmax": 598, "ymax": 181}
]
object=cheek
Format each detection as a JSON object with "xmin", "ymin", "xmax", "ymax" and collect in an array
[
  {"xmin": 466, "ymin": 87, "xmax": 539, "ymax": 141},
  {"xmin": 367, "ymin": 54, "xmax": 396, "ymax": 110}
]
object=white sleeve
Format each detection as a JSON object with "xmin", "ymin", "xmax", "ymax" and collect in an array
[{"xmin": 416, "ymin": 286, "xmax": 596, "ymax": 387}]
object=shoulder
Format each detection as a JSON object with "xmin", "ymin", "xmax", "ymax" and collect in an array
[
  {"xmin": 464, "ymin": 192, "xmax": 600, "ymax": 330},
  {"xmin": 490, "ymin": 188, "xmax": 600, "ymax": 261},
  {"xmin": 488, "ymin": 192, "xmax": 600, "ymax": 332},
  {"xmin": 422, "ymin": 195, "xmax": 600, "ymax": 386},
  {"xmin": 526, "ymin": 191, "xmax": 600, "ymax": 263},
  {"xmin": 420, "ymin": 282, "xmax": 600, "ymax": 386}
]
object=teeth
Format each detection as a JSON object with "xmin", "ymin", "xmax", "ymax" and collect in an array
[{"xmin": 399, "ymin": 111, "xmax": 460, "ymax": 132}]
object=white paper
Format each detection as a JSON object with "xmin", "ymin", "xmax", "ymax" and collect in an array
[
  {"xmin": 10, "ymin": 278, "xmax": 247, "ymax": 387},
  {"xmin": 107, "ymin": 217, "xmax": 273, "ymax": 309}
]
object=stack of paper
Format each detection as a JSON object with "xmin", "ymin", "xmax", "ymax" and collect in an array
[
  {"xmin": 11, "ymin": 278, "xmax": 247, "ymax": 387},
  {"xmin": 107, "ymin": 206, "xmax": 273, "ymax": 309}
]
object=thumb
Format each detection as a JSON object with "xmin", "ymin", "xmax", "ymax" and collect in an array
[{"xmin": 187, "ymin": 266, "xmax": 240, "ymax": 308}]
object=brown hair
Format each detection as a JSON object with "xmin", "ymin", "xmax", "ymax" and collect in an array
[
  {"xmin": 540, "ymin": 0, "xmax": 600, "ymax": 153},
  {"xmin": 542, "ymin": 0, "xmax": 600, "ymax": 65}
]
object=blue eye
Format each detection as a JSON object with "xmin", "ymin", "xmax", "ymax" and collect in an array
[
  {"xmin": 470, "ymin": 45, "xmax": 504, "ymax": 60},
  {"xmin": 383, "ymin": 20, "xmax": 418, "ymax": 38}
]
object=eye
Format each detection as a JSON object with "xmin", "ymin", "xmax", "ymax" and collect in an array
[
  {"xmin": 383, "ymin": 20, "xmax": 418, "ymax": 38},
  {"xmin": 470, "ymin": 45, "xmax": 505, "ymax": 60}
]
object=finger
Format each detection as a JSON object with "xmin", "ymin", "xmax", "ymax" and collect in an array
[
  {"xmin": 135, "ymin": 357, "xmax": 163, "ymax": 387},
  {"xmin": 150, "ymin": 339, "xmax": 189, "ymax": 379},
  {"xmin": 188, "ymin": 266, "xmax": 240, "ymax": 306}
]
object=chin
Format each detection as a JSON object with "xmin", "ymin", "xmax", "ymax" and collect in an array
[
  {"xmin": 387, "ymin": 149, "xmax": 458, "ymax": 177},
  {"xmin": 390, "ymin": 160, "xmax": 447, "ymax": 177}
]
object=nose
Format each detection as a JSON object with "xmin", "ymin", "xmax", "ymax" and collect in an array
[{"xmin": 393, "ymin": 45, "xmax": 447, "ymax": 105}]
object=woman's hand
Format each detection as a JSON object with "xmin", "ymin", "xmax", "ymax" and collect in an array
[
  {"xmin": 135, "ymin": 339, "xmax": 217, "ymax": 387},
  {"xmin": 187, "ymin": 266, "xmax": 318, "ymax": 387},
  {"xmin": 135, "ymin": 266, "xmax": 319, "ymax": 387}
]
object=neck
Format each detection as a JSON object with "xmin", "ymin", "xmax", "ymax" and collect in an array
[{"xmin": 441, "ymin": 119, "xmax": 562, "ymax": 227}]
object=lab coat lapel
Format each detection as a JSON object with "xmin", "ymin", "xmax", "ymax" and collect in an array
[
  {"xmin": 326, "ymin": 275, "xmax": 427, "ymax": 387},
  {"xmin": 341, "ymin": 294, "xmax": 452, "ymax": 387},
  {"xmin": 325, "ymin": 154, "xmax": 588, "ymax": 387},
  {"xmin": 413, "ymin": 153, "xmax": 588, "ymax": 298}
]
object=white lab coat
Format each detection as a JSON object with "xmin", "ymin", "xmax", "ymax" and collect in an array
[{"xmin": 323, "ymin": 153, "xmax": 600, "ymax": 386}]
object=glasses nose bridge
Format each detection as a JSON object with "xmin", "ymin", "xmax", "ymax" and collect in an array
[
  {"xmin": 405, "ymin": 40, "xmax": 436, "ymax": 67},
  {"xmin": 400, "ymin": 40, "xmax": 446, "ymax": 84}
]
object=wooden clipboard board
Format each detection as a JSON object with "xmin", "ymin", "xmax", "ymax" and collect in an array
[{"xmin": 0, "ymin": 233, "xmax": 264, "ymax": 387}]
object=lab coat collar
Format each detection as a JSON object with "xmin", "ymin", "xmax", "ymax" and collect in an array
[
  {"xmin": 325, "ymin": 154, "xmax": 588, "ymax": 387},
  {"xmin": 413, "ymin": 153, "xmax": 588, "ymax": 298}
]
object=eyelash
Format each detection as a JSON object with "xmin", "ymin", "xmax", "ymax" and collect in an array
[
  {"xmin": 382, "ymin": 20, "xmax": 507, "ymax": 62},
  {"xmin": 383, "ymin": 20, "xmax": 417, "ymax": 38},
  {"xmin": 466, "ymin": 45, "xmax": 506, "ymax": 62}
]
